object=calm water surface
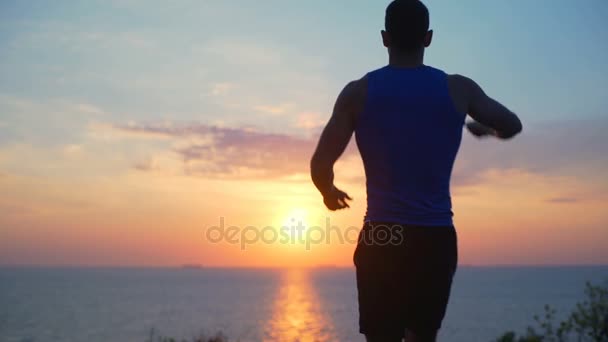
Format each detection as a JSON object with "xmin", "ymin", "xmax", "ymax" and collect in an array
[{"xmin": 1, "ymin": 266, "xmax": 607, "ymax": 342}]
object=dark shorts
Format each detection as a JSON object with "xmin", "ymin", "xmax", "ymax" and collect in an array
[{"xmin": 354, "ymin": 221, "xmax": 458, "ymax": 339}]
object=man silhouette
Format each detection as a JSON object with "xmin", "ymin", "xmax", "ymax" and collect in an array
[{"xmin": 310, "ymin": 0, "xmax": 522, "ymax": 341}]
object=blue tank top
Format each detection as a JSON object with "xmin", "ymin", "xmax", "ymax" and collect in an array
[{"xmin": 355, "ymin": 65, "xmax": 465, "ymax": 226}]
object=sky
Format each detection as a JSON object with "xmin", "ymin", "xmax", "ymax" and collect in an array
[{"xmin": 0, "ymin": 0, "xmax": 607, "ymax": 267}]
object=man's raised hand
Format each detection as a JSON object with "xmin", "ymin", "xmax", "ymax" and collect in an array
[
  {"xmin": 466, "ymin": 121, "xmax": 497, "ymax": 138},
  {"xmin": 323, "ymin": 186, "xmax": 353, "ymax": 211}
]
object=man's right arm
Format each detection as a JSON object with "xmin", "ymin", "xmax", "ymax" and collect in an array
[{"xmin": 454, "ymin": 74, "xmax": 523, "ymax": 139}]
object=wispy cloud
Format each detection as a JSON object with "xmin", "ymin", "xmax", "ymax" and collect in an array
[
  {"xmin": 72, "ymin": 103, "xmax": 105, "ymax": 116},
  {"xmin": 107, "ymin": 117, "xmax": 608, "ymax": 187},
  {"xmin": 115, "ymin": 123, "xmax": 315, "ymax": 179},
  {"xmin": 208, "ymin": 82, "xmax": 235, "ymax": 97},
  {"xmin": 545, "ymin": 197, "xmax": 579, "ymax": 203},
  {"xmin": 253, "ymin": 103, "xmax": 294, "ymax": 116},
  {"xmin": 453, "ymin": 117, "xmax": 608, "ymax": 185},
  {"xmin": 202, "ymin": 39, "xmax": 284, "ymax": 67},
  {"xmin": 133, "ymin": 157, "xmax": 160, "ymax": 172},
  {"xmin": 295, "ymin": 112, "xmax": 326, "ymax": 130}
]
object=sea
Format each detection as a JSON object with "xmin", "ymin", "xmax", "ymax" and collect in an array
[{"xmin": 1, "ymin": 266, "xmax": 607, "ymax": 342}]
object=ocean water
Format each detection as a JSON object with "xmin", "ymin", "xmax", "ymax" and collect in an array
[{"xmin": 0, "ymin": 266, "xmax": 607, "ymax": 342}]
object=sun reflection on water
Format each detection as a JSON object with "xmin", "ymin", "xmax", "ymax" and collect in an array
[{"xmin": 265, "ymin": 269, "xmax": 336, "ymax": 342}]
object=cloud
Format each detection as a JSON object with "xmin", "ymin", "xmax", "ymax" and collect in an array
[
  {"xmin": 133, "ymin": 158, "xmax": 159, "ymax": 172},
  {"xmin": 545, "ymin": 197, "xmax": 579, "ymax": 204},
  {"xmin": 295, "ymin": 112, "xmax": 326, "ymax": 130},
  {"xmin": 87, "ymin": 122, "xmax": 172, "ymax": 141},
  {"xmin": 453, "ymin": 117, "xmax": 608, "ymax": 186},
  {"xmin": 253, "ymin": 103, "xmax": 294, "ymax": 116},
  {"xmin": 115, "ymin": 123, "xmax": 316, "ymax": 179},
  {"xmin": 196, "ymin": 38, "xmax": 333, "ymax": 128},
  {"xmin": 72, "ymin": 103, "xmax": 105, "ymax": 116},
  {"xmin": 11, "ymin": 21, "xmax": 156, "ymax": 53},
  {"xmin": 62, "ymin": 144, "xmax": 83, "ymax": 157},
  {"xmin": 109, "ymin": 117, "xmax": 608, "ymax": 186},
  {"xmin": 203, "ymin": 40, "xmax": 282, "ymax": 67},
  {"xmin": 208, "ymin": 83, "xmax": 235, "ymax": 97},
  {"xmin": 0, "ymin": 95, "xmax": 109, "ymax": 147}
]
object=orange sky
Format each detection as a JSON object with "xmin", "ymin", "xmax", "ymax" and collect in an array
[
  {"xmin": 1, "ymin": 1, "xmax": 608, "ymax": 267},
  {"xmin": 1, "ymin": 125, "xmax": 607, "ymax": 267}
]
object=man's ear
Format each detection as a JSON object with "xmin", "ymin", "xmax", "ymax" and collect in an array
[
  {"xmin": 381, "ymin": 30, "xmax": 390, "ymax": 48},
  {"xmin": 424, "ymin": 30, "xmax": 433, "ymax": 48}
]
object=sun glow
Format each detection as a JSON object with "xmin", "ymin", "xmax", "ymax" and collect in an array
[
  {"xmin": 277, "ymin": 208, "xmax": 311, "ymax": 245},
  {"xmin": 281, "ymin": 208, "xmax": 309, "ymax": 230}
]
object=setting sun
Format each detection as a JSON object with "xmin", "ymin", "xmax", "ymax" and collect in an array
[
  {"xmin": 277, "ymin": 208, "xmax": 312, "ymax": 247},
  {"xmin": 1, "ymin": 0, "xmax": 608, "ymax": 341},
  {"xmin": 281, "ymin": 208, "xmax": 309, "ymax": 229}
]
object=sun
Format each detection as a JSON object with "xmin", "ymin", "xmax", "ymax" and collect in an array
[
  {"xmin": 281, "ymin": 208, "xmax": 309, "ymax": 231},
  {"xmin": 276, "ymin": 208, "xmax": 311, "ymax": 246}
]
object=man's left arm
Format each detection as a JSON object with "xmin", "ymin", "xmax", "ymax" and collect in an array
[{"xmin": 310, "ymin": 78, "xmax": 365, "ymax": 211}]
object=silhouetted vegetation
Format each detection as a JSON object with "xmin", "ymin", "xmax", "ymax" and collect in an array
[
  {"xmin": 146, "ymin": 328, "xmax": 229, "ymax": 342},
  {"xmin": 495, "ymin": 282, "xmax": 608, "ymax": 342}
]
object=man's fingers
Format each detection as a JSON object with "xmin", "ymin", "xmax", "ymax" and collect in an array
[
  {"xmin": 466, "ymin": 126, "xmax": 482, "ymax": 136},
  {"xmin": 338, "ymin": 191, "xmax": 353, "ymax": 201},
  {"xmin": 338, "ymin": 198, "xmax": 350, "ymax": 209},
  {"xmin": 324, "ymin": 190, "xmax": 352, "ymax": 211},
  {"xmin": 327, "ymin": 200, "xmax": 342, "ymax": 211},
  {"xmin": 326, "ymin": 201, "xmax": 338, "ymax": 211},
  {"xmin": 327, "ymin": 201, "xmax": 347, "ymax": 211},
  {"xmin": 339, "ymin": 193, "xmax": 352, "ymax": 209}
]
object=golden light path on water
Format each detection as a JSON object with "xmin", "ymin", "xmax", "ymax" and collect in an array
[{"xmin": 265, "ymin": 269, "xmax": 337, "ymax": 342}]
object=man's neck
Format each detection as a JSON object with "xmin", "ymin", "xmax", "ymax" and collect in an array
[{"xmin": 388, "ymin": 49, "xmax": 425, "ymax": 68}]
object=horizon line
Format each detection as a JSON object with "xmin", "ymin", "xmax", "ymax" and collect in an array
[{"xmin": 1, "ymin": 263, "xmax": 608, "ymax": 269}]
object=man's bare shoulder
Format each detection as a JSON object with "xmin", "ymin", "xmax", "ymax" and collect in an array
[
  {"xmin": 335, "ymin": 75, "xmax": 368, "ymax": 118},
  {"xmin": 447, "ymin": 74, "xmax": 478, "ymax": 92},
  {"xmin": 447, "ymin": 74, "xmax": 481, "ymax": 114},
  {"xmin": 343, "ymin": 75, "xmax": 368, "ymax": 101}
]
